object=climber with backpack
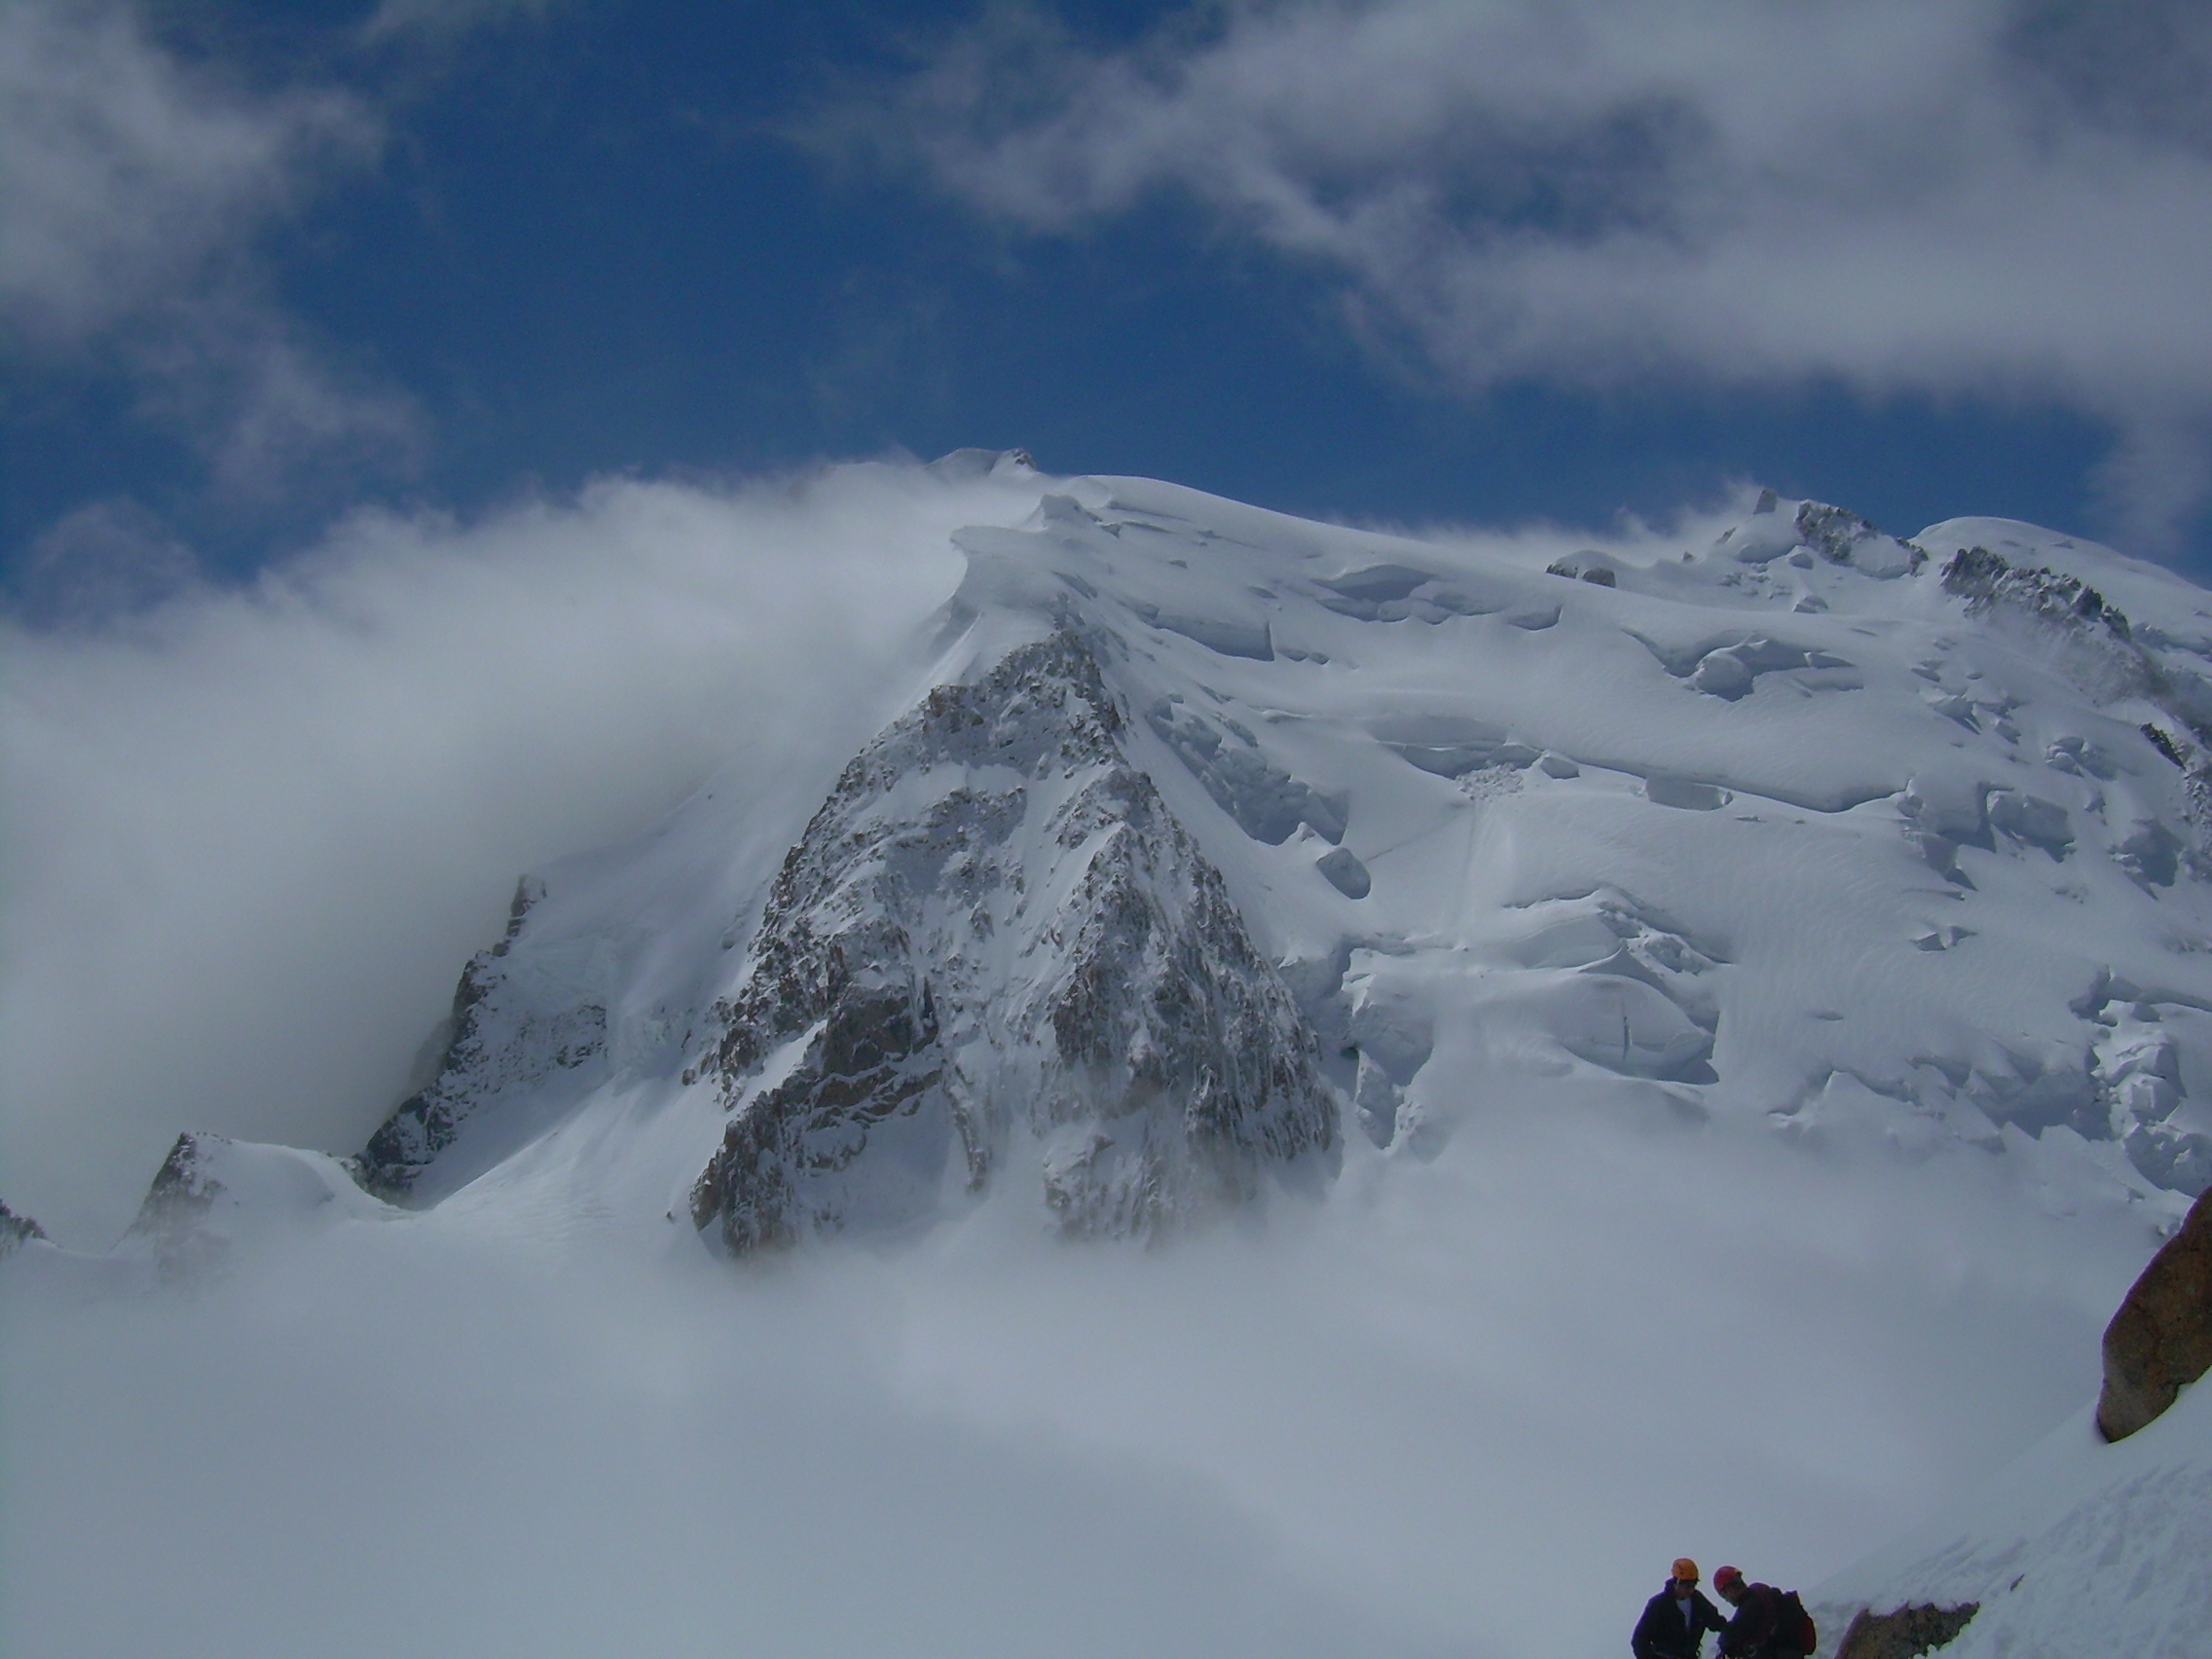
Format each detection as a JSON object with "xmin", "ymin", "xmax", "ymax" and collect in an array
[{"xmin": 1713, "ymin": 1566, "xmax": 1818, "ymax": 1659}]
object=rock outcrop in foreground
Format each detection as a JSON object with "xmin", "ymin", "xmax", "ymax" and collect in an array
[
  {"xmin": 2096, "ymin": 1185, "xmax": 2212, "ymax": 1442},
  {"xmin": 1816, "ymin": 1182, "xmax": 2210, "ymax": 1653},
  {"xmin": 1832, "ymin": 1602, "xmax": 1978, "ymax": 1659}
]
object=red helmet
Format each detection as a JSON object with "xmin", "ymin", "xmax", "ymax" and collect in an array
[{"xmin": 1714, "ymin": 1566, "xmax": 1746, "ymax": 1594}]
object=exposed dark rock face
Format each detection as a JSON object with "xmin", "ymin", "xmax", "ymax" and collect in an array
[
  {"xmin": 1799, "ymin": 501, "xmax": 1883, "ymax": 564},
  {"xmin": 1544, "ymin": 553, "xmax": 1617, "ymax": 586},
  {"xmin": 1940, "ymin": 546, "xmax": 2131, "ymax": 641},
  {"xmin": 1941, "ymin": 543, "xmax": 2212, "ymax": 869},
  {"xmin": 1833, "ymin": 1602, "xmax": 1978, "ymax": 1659},
  {"xmin": 126, "ymin": 1131, "xmax": 230, "ymax": 1280},
  {"xmin": 0, "ymin": 1198, "xmax": 47, "ymax": 1253},
  {"xmin": 2096, "ymin": 1185, "xmax": 2212, "ymax": 1441},
  {"xmin": 1938, "ymin": 544, "xmax": 2154, "ymax": 719},
  {"xmin": 689, "ymin": 629, "xmax": 1340, "ymax": 1253},
  {"xmin": 2143, "ymin": 722, "xmax": 2189, "ymax": 769},
  {"xmin": 359, "ymin": 874, "xmax": 606, "ymax": 1198}
]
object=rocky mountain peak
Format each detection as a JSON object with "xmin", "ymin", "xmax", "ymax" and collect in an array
[
  {"xmin": 690, "ymin": 626, "xmax": 1339, "ymax": 1251},
  {"xmin": 0, "ymin": 1198, "xmax": 47, "ymax": 1254},
  {"xmin": 357, "ymin": 871, "xmax": 582, "ymax": 1199}
]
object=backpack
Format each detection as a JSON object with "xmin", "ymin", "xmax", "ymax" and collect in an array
[{"xmin": 1774, "ymin": 1589, "xmax": 1818, "ymax": 1656}]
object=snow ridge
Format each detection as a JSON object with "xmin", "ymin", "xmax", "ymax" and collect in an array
[
  {"xmin": 124, "ymin": 1131, "xmax": 393, "ymax": 1280},
  {"xmin": 358, "ymin": 874, "xmax": 604, "ymax": 1198}
]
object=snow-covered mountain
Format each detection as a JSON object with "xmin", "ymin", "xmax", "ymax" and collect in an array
[
  {"xmin": 19, "ymin": 450, "xmax": 2212, "ymax": 1256},
  {"xmin": 287, "ymin": 460, "xmax": 2212, "ymax": 1255},
  {"xmin": 9, "ymin": 453, "xmax": 2212, "ymax": 1658}
]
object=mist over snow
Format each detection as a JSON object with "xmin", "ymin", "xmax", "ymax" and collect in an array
[
  {"xmin": 6, "ymin": 452, "xmax": 2210, "ymax": 1659},
  {"xmin": 0, "ymin": 460, "xmax": 1040, "ymax": 1244},
  {"xmin": 0, "ymin": 1109, "xmax": 2155, "ymax": 1659}
]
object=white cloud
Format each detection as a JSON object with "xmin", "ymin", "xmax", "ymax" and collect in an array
[
  {"xmin": 0, "ymin": 461, "xmax": 1036, "ymax": 1244},
  {"xmin": 873, "ymin": 0, "xmax": 2212, "ymax": 549},
  {"xmin": 17, "ymin": 498, "xmax": 204, "ymax": 625},
  {"xmin": 131, "ymin": 295, "xmax": 426, "ymax": 499},
  {"xmin": 356, "ymin": 0, "xmax": 565, "ymax": 46},
  {"xmin": 0, "ymin": 0, "xmax": 364, "ymax": 343},
  {"xmin": 0, "ymin": 1099, "xmax": 2155, "ymax": 1658},
  {"xmin": 0, "ymin": 1, "xmax": 414, "ymax": 497}
]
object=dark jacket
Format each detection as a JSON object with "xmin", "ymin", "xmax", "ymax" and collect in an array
[
  {"xmin": 1633, "ymin": 1582, "xmax": 1728, "ymax": 1659},
  {"xmin": 1719, "ymin": 1583, "xmax": 1804, "ymax": 1659}
]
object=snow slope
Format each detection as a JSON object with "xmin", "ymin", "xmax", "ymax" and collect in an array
[{"xmin": 1812, "ymin": 1378, "xmax": 2211, "ymax": 1657}]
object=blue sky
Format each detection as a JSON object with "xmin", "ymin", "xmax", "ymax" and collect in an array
[{"xmin": 5, "ymin": 0, "xmax": 2210, "ymax": 612}]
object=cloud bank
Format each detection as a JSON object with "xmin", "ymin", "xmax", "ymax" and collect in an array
[
  {"xmin": 0, "ymin": 461, "xmax": 1038, "ymax": 1244},
  {"xmin": 869, "ymin": 0, "xmax": 2212, "ymax": 549},
  {"xmin": 0, "ymin": 1101, "xmax": 2156, "ymax": 1659}
]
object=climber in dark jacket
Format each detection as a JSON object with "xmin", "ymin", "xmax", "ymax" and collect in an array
[
  {"xmin": 1714, "ymin": 1566, "xmax": 1804, "ymax": 1659},
  {"xmin": 1632, "ymin": 1559, "xmax": 1729, "ymax": 1659}
]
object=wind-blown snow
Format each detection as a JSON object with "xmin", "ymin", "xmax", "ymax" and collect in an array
[{"xmin": 0, "ymin": 460, "xmax": 1043, "ymax": 1243}]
